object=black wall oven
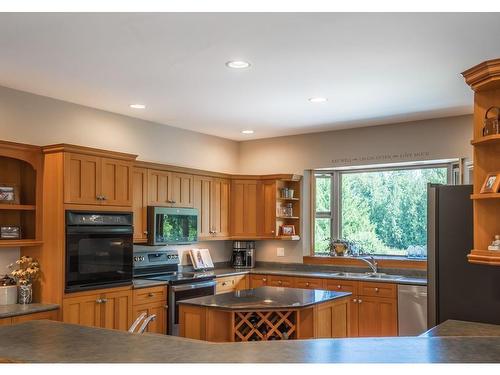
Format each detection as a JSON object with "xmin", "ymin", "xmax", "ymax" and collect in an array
[{"xmin": 65, "ymin": 211, "xmax": 133, "ymax": 292}]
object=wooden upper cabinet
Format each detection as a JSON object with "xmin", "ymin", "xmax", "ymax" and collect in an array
[
  {"xmin": 212, "ymin": 178, "xmax": 230, "ymax": 238},
  {"xmin": 194, "ymin": 175, "xmax": 213, "ymax": 239},
  {"xmin": 63, "ymin": 151, "xmax": 134, "ymax": 207},
  {"xmin": 148, "ymin": 169, "xmax": 172, "ymax": 205},
  {"xmin": 260, "ymin": 180, "xmax": 277, "ymax": 237},
  {"xmin": 231, "ymin": 179, "xmax": 259, "ymax": 237},
  {"xmin": 64, "ymin": 153, "xmax": 101, "ymax": 205},
  {"xmin": 132, "ymin": 167, "xmax": 148, "ymax": 243},
  {"xmin": 170, "ymin": 172, "xmax": 194, "ymax": 208}
]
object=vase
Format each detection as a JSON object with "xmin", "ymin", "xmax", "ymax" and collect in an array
[{"xmin": 18, "ymin": 284, "xmax": 32, "ymax": 304}]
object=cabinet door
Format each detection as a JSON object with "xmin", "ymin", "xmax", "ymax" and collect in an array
[
  {"xmin": 64, "ymin": 153, "xmax": 101, "ymax": 204},
  {"xmin": 348, "ymin": 296, "xmax": 359, "ymax": 337},
  {"xmin": 260, "ymin": 180, "xmax": 277, "ymax": 237},
  {"xmin": 170, "ymin": 172, "xmax": 194, "ymax": 208},
  {"xmin": 231, "ymin": 180, "xmax": 258, "ymax": 237},
  {"xmin": 63, "ymin": 293, "xmax": 102, "ymax": 328},
  {"xmin": 102, "ymin": 289, "xmax": 133, "ymax": 331},
  {"xmin": 357, "ymin": 296, "xmax": 398, "ymax": 337},
  {"xmin": 194, "ymin": 176, "xmax": 213, "ymax": 239},
  {"xmin": 250, "ymin": 274, "xmax": 268, "ymax": 288},
  {"xmin": 212, "ymin": 178, "xmax": 230, "ymax": 238},
  {"xmin": 100, "ymin": 158, "xmax": 133, "ymax": 206},
  {"xmin": 133, "ymin": 167, "xmax": 148, "ymax": 243},
  {"xmin": 148, "ymin": 169, "xmax": 172, "ymax": 205},
  {"xmin": 132, "ymin": 301, "xmax": 167, "ymax": 335}
]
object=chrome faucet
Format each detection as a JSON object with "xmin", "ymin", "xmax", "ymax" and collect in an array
[{"xmin": 359, "ymin": 256, "xmax": 378, "ymax": 274}]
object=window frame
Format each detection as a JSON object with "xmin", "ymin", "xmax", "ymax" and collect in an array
[{"xmin": 312, "ymin": 162, "xmax": 455, "ymax": 257}]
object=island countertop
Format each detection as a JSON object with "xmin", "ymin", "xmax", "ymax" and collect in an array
[
  {"xmin": 178, "ymin": 286, "xmax": 351, "ymax": 310},
  {"xmin": 1, "ymin": 320, "xmax": 500, "ymax": 363}
]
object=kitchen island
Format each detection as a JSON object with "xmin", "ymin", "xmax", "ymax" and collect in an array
[
  {"xmin": 1, "ymin": 320, "xmax": 500, "ymax": 363},
  {"xmin": 178, "ymin": 286, "xmax": 351, "ymax": 342}
]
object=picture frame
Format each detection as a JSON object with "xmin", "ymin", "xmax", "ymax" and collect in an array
[
  {"xmin": 480, "ymin": 172, "xmax": 500, "ymax": 194},
  {"xmin": 1, "ymin": 226, "xmax": 21, "ymax": 239},
  {"xmin": 280, "ymin": 224, "xmax": 296, "ymax": 236},
  {"xmin": 0, "ymin": 184, "xmax": 20, "ymax": 204}
]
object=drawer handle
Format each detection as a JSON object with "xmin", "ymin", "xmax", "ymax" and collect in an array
[{"xmin": 148, "ymin": 293, "xmax": 154, "ymax": 297}]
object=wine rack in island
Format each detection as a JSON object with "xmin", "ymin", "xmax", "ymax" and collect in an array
[
  {"xmin": 233, "ymin": 310, "xmax": 297, "ymax": 341},
  {"xmin": 462, "ymin": 58, "xmax": 500, "ymax": 266}
]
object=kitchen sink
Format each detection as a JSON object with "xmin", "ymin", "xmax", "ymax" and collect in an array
[
  {"xmin": 364, "ymin": 273, "xmax": 403, "ymax": 280},
  {"xmin": 331, "ymin": 272, "xmax": 367, "ymax": 278}
]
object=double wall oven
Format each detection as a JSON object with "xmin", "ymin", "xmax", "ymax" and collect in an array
[{"xmin": 65, "ymin": 211, "xmax": 134, "ymax": 292}]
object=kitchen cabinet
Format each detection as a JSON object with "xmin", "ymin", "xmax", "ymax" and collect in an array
[
  {"xmin": 64, "ymin": 152, "xmax": 133, "ymax": 206},
  {"xmin": 267, "ymin": 275, "xmax": 294, "ymax": 287},
  {"xmin": 250, "ymin": 274, "xmax": 268, "ymax": 288},
  {"xmin": 0, "ymin": 310, "xmax": 59, "ymax": 326},
  {"xmin": 294, "ymin": 277, "xmax": 325, "ymax": 290},
  {"xmin": 260, "ymin": 180, "xmax": 277, "ymax": 237},
  {"xmin": 231, "ymin": 179, "xmax": 259, "ymax": 237},
  {"xmin": 132, "ymin": 167, "xmax": 148, "ymax": 243},
  {"xmin": 148, "ymin": 169, "xmax": 194, "ymax": 208},
  {"xmin": 357, "ymin": 296, "xmax": 397, "ymax": 337},
  {"xmin": 132, "ymin": 286, "xmax": 167, "ymax": 334},
  {"xmin": 215, "ymin": 275, "xmax": 248, "ymax": 294},
  {"xmin": 194, "ymin": 176, "xmax": 230, "ymax": 240},
  {"xmin": 62, "ymin": 287, "xmax": 133, "ymax": 331}
]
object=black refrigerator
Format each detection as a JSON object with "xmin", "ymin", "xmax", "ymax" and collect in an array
[{"xmin": 427, "ymin": 184, "xmax": 500, "ymax": 328}]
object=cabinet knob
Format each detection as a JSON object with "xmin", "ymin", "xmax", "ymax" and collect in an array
[
  {"xmin": 148, "ymin": 293, "xmax": 154, "ymax": 297},
  {"xmin": 337, "ymin": 285, "xmax": 341, "ymax": 289},
  {"xmin": 306, "ymin": 282, "xmax": 310, "ymax": 287},
  {"xmin": 101, "ymin": 196, "xmax": 107, "ymax": 201},
  {"xmin": 278, "ymin": 280, "xmax": 282, "ymax": 285},
  {"xmin": 222, "ymin": 282, "xmax": 228, "ymax": 286},
  {"xmin": 263, "ymin": 278, "xmax": 267, "ymax": 282},
  {"xmin": 143, "ymin": 231, "xmax": 148, "ymax": 235},
  {"xmin": 101, "ymin": 298, "xmax": 108, "ymax": 303},
  {"xmin": 375, "ymin": 288, "xmax": 379, "ymax": 293},
  {"xmin": 95, "ymin": 298, "xmax": 102, "ymax": 304},
  {"xmin": 358, "ymin": 299, "xmax": 362, "ymax": 304},
  {"xmin": 353, "ymin": 299, "xmax": 357, "ymax": 303},
  {"xmin": 271, "ymin": 230, "xmax": 275, "ymax": 234}
]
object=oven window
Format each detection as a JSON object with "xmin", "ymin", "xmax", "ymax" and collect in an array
[{"xmin": 78, "ymin": 238, "xmax": 126, "ymax": 274}]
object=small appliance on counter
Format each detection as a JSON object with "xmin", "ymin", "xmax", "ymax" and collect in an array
[
  {"xmin": 231, "ymin": 241, "xmax": 255, "ymax": 269},
  {"xmin": 0, "ymin": 275, "xmax": 17, "ymax": 305}
]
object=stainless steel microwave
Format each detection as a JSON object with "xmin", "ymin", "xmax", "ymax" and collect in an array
[{"xmin": 147, "ymin": 206, "xmax": 198, "ymax": 245}]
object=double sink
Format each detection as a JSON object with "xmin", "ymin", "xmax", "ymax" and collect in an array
[{"xmin": 329, "ymin": 272, "xmax": 404, "ymax": 280}]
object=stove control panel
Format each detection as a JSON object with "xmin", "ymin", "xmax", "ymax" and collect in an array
[{"xmin": 133, "ymin": 249, "xmax": 180, "ymax": 267}]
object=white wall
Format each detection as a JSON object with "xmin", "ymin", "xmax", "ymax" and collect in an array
[{"xmin": 0, "ymin": 248, "xmax": 20, "ymax": 277}]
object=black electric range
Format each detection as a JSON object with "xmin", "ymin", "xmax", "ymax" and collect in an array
[{"xmin": 133, "ymin": 249, "xmax": 216, "ymax": 335}]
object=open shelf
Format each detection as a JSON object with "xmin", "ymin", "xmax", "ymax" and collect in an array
[
  {"xmin": 0, "ymin": 239, "xmax": 43, "ymax": 248},
  {"xmin": 277, "ymin": 216, "xmax": 300, "ymax": 220},
  {"xmin": 0, "ymin": 204, "xmax": 37, "ymax": 211},
  {"xmin": 467, "ymin": 249, "xmax": 500, "ymax": 266},
  {"xmin": 277, "ymin": 197, "xmax": 300, "ymax": 201},
  {"xmin": 471, "ymin": 134, "xmax": 500, "ymax": 146},
  {"xmin": 276, "ymin": 235, "xmax": 301, "ymax": 241},
  {"xmin": 471, "ymin": 193, "xmax": 500, "ymax": 200}
]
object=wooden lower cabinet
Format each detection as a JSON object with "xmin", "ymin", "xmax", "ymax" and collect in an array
[
  {"xmin": 0, "ymin": 310, "xmax": 59, "ymax": 326},
  {"xmin": 63, "ymin": 287, "xmax": 133, "ymax": 331},
  {"xmin": 250, "ymin": 274, "xmax": 268, "ymax": 288},
  {"xmin": 267, "ymin": 275, "xmax": 295, "ymax": 287},
  {"xmin": 357, "ymin": 296, "xmax": 398, "ymax": 337},
  {"xmin": 216, "ymin": 275, "xmax": 248, "ymax": 294},
  {"xmin": 132, "ymin": 301, "xmax": 167, "ymax": 335},
  {"xmin": 294, "ymin": 277, "xmax": 325, "ymax": 290}
]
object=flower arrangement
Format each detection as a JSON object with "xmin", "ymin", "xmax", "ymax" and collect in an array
[{"xmin": 9, "ymin": 255, "xmax": 40, "ymax": 285}]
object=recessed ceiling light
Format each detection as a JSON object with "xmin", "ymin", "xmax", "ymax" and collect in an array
[
  {"xmin": 308, "ymin": 97, "xmax": 328, "ymax": 103},
  {"xmin": 226, "ymin": 60, "xmax": 251, "ymax": 69},
  {"xmin": 241, "ymin": 130, "xmax": 254, "ymax": 134},
  {"xmin": 129, "ymin": 104, "xmax": 146, "ymax": 109}
]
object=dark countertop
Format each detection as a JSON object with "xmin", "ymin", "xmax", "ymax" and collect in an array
[
  {"xmin": 0, "ymin": 303, "xmax": 59, "ymax": 319},
  {"xmin": 212, "ymin": 267, "xmax": 427, "ymax": 286},
  {"xmin": 178, "ymin": 286, "xmax": 351, "ymax": 310},
  {"xmin": 422, "ymin": 319, "xmax": 500, "ymax": 337},
  {"xmin": 1, "ymin": 320, "xmax": 500, "ymax": 363}
]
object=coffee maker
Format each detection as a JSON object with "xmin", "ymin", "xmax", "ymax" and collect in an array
[{"xmin": 231, "ymin": 241, "xmax": 255, "ymax": 269}]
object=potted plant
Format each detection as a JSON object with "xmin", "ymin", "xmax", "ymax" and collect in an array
[{"xmin": 8, "ymin": 255, "xmax": 40, "ymax": 304}]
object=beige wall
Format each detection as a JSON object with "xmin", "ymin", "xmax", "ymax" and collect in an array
[
  {"xmin": 238, "ymin": 115, "xmax": 473, "ymax": 263},
  {"xmin": 0, "ymin": 85, "xmax": 239, "ymax": 173},
  {"xmin": 0, "ymin": 85, "xmax": 474, "ymax": 268}
]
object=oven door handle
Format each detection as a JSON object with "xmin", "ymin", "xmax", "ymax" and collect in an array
[{"xmin": 170, "ymin": 280, "xmax": 216, "ymax": 292}]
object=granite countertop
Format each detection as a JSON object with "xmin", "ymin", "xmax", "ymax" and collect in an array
[
  {"xmin": 178, "ymin": 286, "xmax": 351, "ymax": 310},
  {"xmin": 212, "ymin": 267, "xmax": 427, "ymax": 286},
  {"xmin": 421, "ymin": 319, "xmax": 500, "ymax": 337},
  {"xmin": 0, "ymin": 303, "xmax": 59, "ymax": 319},
  {"xmin": 1, "ymin": 320, "xmax": 500, "ymax": 363}
]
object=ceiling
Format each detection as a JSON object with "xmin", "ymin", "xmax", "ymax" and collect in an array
[{"xmin": 0, "ymin": 13, "xmax": 499, "ymax": 141}]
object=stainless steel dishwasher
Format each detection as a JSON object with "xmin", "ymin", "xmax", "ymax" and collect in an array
[{"xmin": 398, "ymin": 285, "xmax": 427, "ymax": 336}]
